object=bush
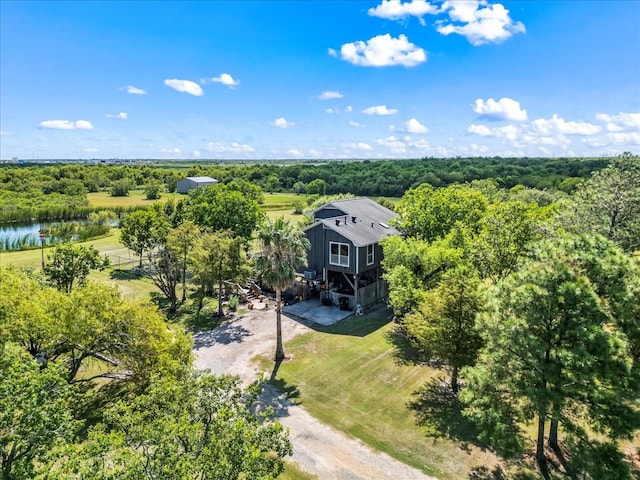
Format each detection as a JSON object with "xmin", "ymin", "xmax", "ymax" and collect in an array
[
  {"xmin": 145, "ymin": 183, "xmax": 162, "ymax": 200},
  {"xmin": 293, "ymin": 200, "xmax": 305, "ymax": 215},
  {"xmin": 228, "ymin": 294, "xmax": 240, "ymax": 311},
  {"xmin": 110, "ymin": 179, "xmax": 133, "ymax": 197}
]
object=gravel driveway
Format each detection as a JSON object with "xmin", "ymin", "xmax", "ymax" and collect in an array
[{"xmin": 193, "ymin": 308, "xmax": 436, "ymax": 480}]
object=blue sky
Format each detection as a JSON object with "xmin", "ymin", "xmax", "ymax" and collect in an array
[{"xmin": 1, "ymin": 0, "xmax": 639, "ymax": 160}]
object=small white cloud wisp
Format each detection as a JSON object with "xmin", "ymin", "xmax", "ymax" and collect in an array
[
  {"xmin": 164, "ymin": 79, "xmax": 204, "ymax": 96},
  {"xmin": 362, "ymin": 105, "xmax": 398, "ymax": 116},
  {"xmin": 39, "ymin": 120, "xmax": 94, "ymax": 130}
]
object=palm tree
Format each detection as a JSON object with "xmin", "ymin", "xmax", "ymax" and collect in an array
[{"xmin": 256, "ymin": 217, "xmax": 310, "ymax": 361}]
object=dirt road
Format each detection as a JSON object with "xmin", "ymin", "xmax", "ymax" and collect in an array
[{"xmin": 193, "ymin": 309, "xmax": 436, "ymax": 480}]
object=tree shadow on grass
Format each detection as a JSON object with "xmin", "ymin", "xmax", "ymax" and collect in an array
[
  {"xmin": 384, "ymin": 324, "xmax": 446, "ymax": 370},
  {"xmin": 71, "ymin": 380, "xmax": 135, "ymax": 440},
  {"xmin": 384, "ymin": 325, "xmax": 424, "ymax": 366},
  {"xmin": 164, "ymin": 296, "xmax": 225, "ymax": 333},
  {"xmin": 408, "ymin": 377, "xmax": 484, "ymax": 449},
  {"xmin": 468, "ymin": 466, "xmax": 508, "ymax": 480},
  {"xmin": 109, "ymin": 268, "xmax": 143, "ymax": 281}
]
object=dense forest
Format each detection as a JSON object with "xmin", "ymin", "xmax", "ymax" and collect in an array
[
  {"xmin": 1, "ymin": 154, "xmax": 638, "ymax": 479},
  {"xmin": 0, "ymin": 156, "xmax": 609, "ymax": 223}
]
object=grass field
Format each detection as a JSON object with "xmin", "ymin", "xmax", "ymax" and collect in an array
[
  {"xmin": 263, "ymin": 310, "xmax": 499, "ymax": 480},
  {"xmin": 87, "ymin": 190, "xmax": 183, "ymax": 208}
]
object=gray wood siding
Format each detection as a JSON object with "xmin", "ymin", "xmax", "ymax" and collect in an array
[
  {"xmin": 304, "ymin": 223, "xmax": 325, "ymax": 275},
  {"xmin": 353, "ymin": 243, "xmax": 384, "ymax": 273}
]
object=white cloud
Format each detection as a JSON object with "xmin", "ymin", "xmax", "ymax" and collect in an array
[
  {"xmin": 377, "ymin": 135, "xmax": 407, "ymax": 154},
  {"xmin": 84, "ymin": 147, "xmax": 99, "ymax": 153},
  {"xmin": 473, "ymin": 97, "xmax": 527, "ymax": 121},
  {"xmin": 467, "ymin": 124, "xmax": 492, "ymax": 136},
  {"xmin": 437, "ymin": 0, "xmax": 525, "ymax": 46},
  {"xmin": 345, "ymin": 106, "xmax": 353, "ymax": 112},
  {"xmin": 368, "ymin": 0, "xmax": 440, "ymax": 26},
  {"xmin": 164, "ymin": 79, "xmax": 204, "ymax": 96},
  {"xmin": 205, "ymin": 142, "xmax": 256, "ymax": 153},
  {"xmin": 328, "ymin": 48, "xmax": 338, "ymax": 57},
  {"xmin": 583, "ymin": 132, "xmax": 640, "ymax": 147},
  {"xmin": 339, "ymin": 34, "xmax": 426, "ymax": 67},
  {"xmin": 362, "ymin": 105, "xmax": 398, "ymax": 115},
  {"xmin": 160, "ymin": 148, "xmax": 182, "ymax": 155},
  {"xmin": 467, "ymin": 123, "xmax": 519, "ymax": 141},
  {"xmin": 287, "ymin": 149, "xmax": 304, "ymax": 157},
  {"xmin": 106, "ymin": 112, "xmax": 128, "ymax": 120},
  {"xmin": 192, "ymin": 149, "xmax": 201, "ymax": 158},
  {"xmin": 469, "ymin": 114, "xmax": 603, "ymax": 150},
  {"xmin": 342, "ymin": 142, "xmax": 373, "ymax": 151},
  {"xmin": 596, "ymin": 112, "xmax": 640, "ymax": 132},
  {"xmin": 349, "ymin": 120, "xmax": 365, "ymax": 128},
  {"xmin": 309, "ymin": 149, "xmax": 322, "ymax": 157},
  {"xmin": 39, "ymin": 120, "xmax": 94, "ymax": 130},
  {"xmin": 120, "ymin": 85, "xmax": 147, "ymax": 95},
  {"xmin": 271, "ymin": 117, "xmax": 295, "ymax": 128},
  {"xmin": 413, "ymin": 138, "xmax": 431, "ymax": 150},
  {"xmin": 530, "ymin": 115, "xmax": 600, "ymax": 135},
  {"xmin": 405, "ymin": 118, "xmax": 429, "ymax": 134},
  {"xmin": 0, "ymin": 130, "xmax": 11, "ymax": 136},
  {"xmin": 211, "ymin": 73, "xmax": 240, "ymax": 87},
  {"xmin": 318, "ymin": 91, "xmax": 343, "ymax": 100},
  {"xmin": 325, "ymin": 108, "xmax": 338, "ymax": 114}
]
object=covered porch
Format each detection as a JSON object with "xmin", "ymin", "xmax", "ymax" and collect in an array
[{"xmin": 322, "ymin": 267, "xmax": 388, "ymax": 311}]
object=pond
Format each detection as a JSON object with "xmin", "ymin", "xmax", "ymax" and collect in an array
[
  {"xmin": 0, "ymin": 219, "xmax": 117, "ymax": 251},
  {"xmin": 0, "ymin": 221, "xmax": 59, "ymax": 249}
]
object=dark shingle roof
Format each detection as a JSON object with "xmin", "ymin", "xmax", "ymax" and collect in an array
[{"xmin": 307, "ymin": 197, "xmax": 401, "ymax": 246}]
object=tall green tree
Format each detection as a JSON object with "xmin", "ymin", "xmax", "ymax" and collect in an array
[
  {"xmin": 404, "ymin": 266, "xmax": 484, "ymax": 393},
  {"xmin": 256, "ymin": 217, "xmax": 310, "ymax": 361},
  {"xmin": 471, "ymin": 201, "xmax": 549, "ymax": 282},
  {"xmin": 120, "ymin": 208, "xmax": 169, "ymax": 267},
  {"xmin": 43, "ymin": 243, "xmax": 110, "ymax": 293},
  {"xmin": 146, "ymin": 244, "xmax": 181, "ymax": 313},
  {"xmin": 186, "ymin": 183, "xmax": 264, "ymax": 243},
  {"xmin": 461, "ymin": 234, "xmax": 640, "ymax": 468},
  {"xmin": 2, "ymin": 273, "xmax": 191, "ymax": 384},
  {"xmin": 190, "ymin": 231, "xmax": 252, "ymax": 317},
  {"xmin": 395, "ymin": 183, "xmax": 488, "ymax": 242},
  {"xmin": 167, "ymin": 220, "xmax": 200, "ymax": 302},
  {"xmin": 0, "ymin": 345, "xmax": 78, "ymax": 480},
  {"xmin": 562, "ymin": 152, "xmax": 640, "ymax": 252},
  {"xmin": 54, "ymin": 371, "xmax": 291, "ymax": 480},
  {"xmin": 382, "ymin": 235, "xmax": 463, "ymax": 318}
]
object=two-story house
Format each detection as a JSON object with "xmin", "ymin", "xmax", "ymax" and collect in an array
[{"xmin": 302, "ymin": 197, "xmax": 401, "ymax": 310}]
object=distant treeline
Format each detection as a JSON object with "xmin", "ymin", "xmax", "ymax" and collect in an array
[{"xmin": 0, "ymin": 156, "xmax": 613, "ymax": 223}]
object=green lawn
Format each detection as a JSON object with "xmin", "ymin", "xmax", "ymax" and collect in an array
[
  {"xmin": 263, "ymin": 310, "xmax": 499, "ymax": 480},
  {"xmin": 278, "ymin": 461, "xmax": 318, "ymax": 480},
  {"xmin": 0, "ymin": 228, "xmax": 157, "ymax": 300},
  {"xmin": 87, "ymin": 190, "xmax": 183, "ymax": 208}
]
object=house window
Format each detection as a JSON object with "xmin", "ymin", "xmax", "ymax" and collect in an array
[
  {"xmin": 366, "ymin": 244, "xmax": 374, "ymax": 265},
  {"xmin": 329, "ymin": 242, "xmax": 349, "ymax": 267}
]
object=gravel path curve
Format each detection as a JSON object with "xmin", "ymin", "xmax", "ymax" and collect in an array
[{"xmin": 193, "ymin": 309, "xmax": 436, "ymax": 480}]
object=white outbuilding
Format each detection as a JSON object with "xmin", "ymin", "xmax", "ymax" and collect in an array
[{"xmin": 176, "ymin": 176, "xmax": 219, "ymax": 194}]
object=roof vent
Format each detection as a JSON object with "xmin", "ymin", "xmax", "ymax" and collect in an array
[
  {"xmin": 336, "ymin": 219, "xmax": 340, "ymax": 226},
  {"xmin": 352, "ymin": 216, "xmax": 356, "ymax": 223}
]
